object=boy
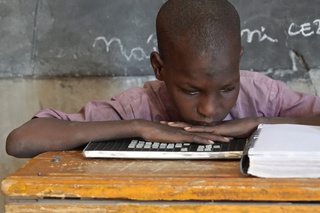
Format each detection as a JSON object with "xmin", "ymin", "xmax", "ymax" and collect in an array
[{"xmin": 6, "ymin": 0, "xmax": 320, "ymax": 158}]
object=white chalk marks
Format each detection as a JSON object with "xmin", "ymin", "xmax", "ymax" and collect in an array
[
  {"xmin": 288, "ymin": 19, "xmax": 320, "ymax": 37},
  {"xmin": 241, "ymin": 19, "xmax": 320, "ymax": 43},
  {"xmin": 93, "ymin": 34, "xmax": 157, "ymax": 62},
  {"xmin": 241, "ymin": 26, "xmax": 278, "ymax": 43},
  {"xmin": 93, "ymin": 20, "xmax": 319, "ymax": 62},
  {"xmin": 93, "ymin": 27, "xmax": 279, "ymax": 62}
]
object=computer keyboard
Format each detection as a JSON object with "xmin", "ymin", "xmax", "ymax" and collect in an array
[{"xmin": 83, "ymin": 138, "xmax": 247, "ymax": 159}]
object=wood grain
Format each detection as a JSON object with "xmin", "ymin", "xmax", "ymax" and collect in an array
[{"xmin": 2, "ymin": 151, "xmax": 320, "ymax": 202}]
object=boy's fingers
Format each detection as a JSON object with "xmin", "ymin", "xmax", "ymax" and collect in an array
[
  {"xmin": 166, "ymin": 122, "xmax": 191, "ymax": 128},
  {"xmin": 159, "ymin": 121, "xmax": 168, "ymax": 125},
  {"xmin": 182, "ymin": 134, "xmax": 214, "ymax": 145},
  {"xmin": 184, "ymin": 127, "xmax": 233, "ymax": 143},
  {"xmin": 187, "ymin": 134, "xmax": 230, "ymax": 145},
  {"xmin": 184, "ymin": 126, "xmax": 215, "ymax": 133}
]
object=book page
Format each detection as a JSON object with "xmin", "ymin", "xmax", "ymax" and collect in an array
[{"xmin": 249, "ymin": 124, "xmax": 320, "ymax": 154}]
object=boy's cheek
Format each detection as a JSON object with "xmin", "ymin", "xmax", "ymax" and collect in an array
[{"xmin": 176, "ymin": 103, "xmax": 197, "ymax": 119}]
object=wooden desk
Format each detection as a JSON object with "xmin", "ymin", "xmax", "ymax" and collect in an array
[{"xmin": 2, "ymin": 151, "xmax": 320, "ymax": 212}]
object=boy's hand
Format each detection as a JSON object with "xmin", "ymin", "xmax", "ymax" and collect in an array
[
  {"xmin": 136, "ymin": 119, "xmax": 230, "ymax": 145},
  {"xmin": 162, "ymin": 117, "xmax": 263, "ymax": 139}
]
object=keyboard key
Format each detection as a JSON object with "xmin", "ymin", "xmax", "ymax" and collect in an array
[
  {"xmin": 175, "ymin": 143, "xmax": 182, "ymax": 148},
  {"xmin": 205, "ymin": 147, "xmax": 212, "ymax": 151},
  {"xmin": 136, "ymin": 143, "xmax": 144, "ymax": 149},
  {"xmin": 128, "ymin": 140, "xmax": 138, "ymax": 149},
  {"xmin": 167, "ymin": 144, "xmax": 175, "ymax": 149},
  {"xmin": 152, "ymin": 142, "xmax": 160, "ymax": 149},
  {"xmin": 213, "ymin": 144, "xmax": 221, "ymax": 150},
  {"xmin": 159, "ymin": 143, "xmax": 167, "ymax": 149},
  {"xmin": 197, "ymin": 145, "xmax": 205, "ymax": 151},
  {"xmin": 144, "ymin": 142, "xmax": 152, "ymax": 149}
]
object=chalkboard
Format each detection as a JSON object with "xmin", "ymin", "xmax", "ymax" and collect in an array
[
  {"xmin": 233, "ymin": 0, "xmax": 320, "ymax": 72},
  {"xmin": 0, "ymin": 0, "xmax": 319, "ymax": 78}
]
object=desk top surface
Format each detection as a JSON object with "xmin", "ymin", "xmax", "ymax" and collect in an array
[{"xmin": 2, "ymin": 151, "xmax": 320, "ymax": 201}]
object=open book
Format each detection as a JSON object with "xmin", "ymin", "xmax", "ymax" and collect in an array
[{"xmin": 240, "ymin": 124, "xmax": 320, "ymax": 178}]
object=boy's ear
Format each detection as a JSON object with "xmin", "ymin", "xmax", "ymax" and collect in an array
[{"xmin": 150, "ymin": 51, "xmax": 165, "ymax": 81}]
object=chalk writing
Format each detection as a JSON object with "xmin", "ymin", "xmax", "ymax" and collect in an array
[
  {"xmin": 93, "ymin": 34, "xmax": 157, "ymax": 61},
  {"xmin": 93, "ymin": 20, "xmax": 319, "ymax": 62},
  {"xmin": 288, "ymin": 19, "xmax": 320, "ymax": 37},
  {"xmin": 241, "ymin": 26, "xmax": 278, "ymax": 43}
]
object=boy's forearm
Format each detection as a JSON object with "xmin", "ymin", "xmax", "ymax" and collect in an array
[{"xmin": 6, "ymin": 118, "xmax": 144, "ymax": 158}]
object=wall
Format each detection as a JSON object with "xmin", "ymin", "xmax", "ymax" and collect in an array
[
  {"xmin": 1, "ymin": 0, "xmax": 320, "ymax": 78},
  {"xmin": 1, "ymin": 1, "xmax": 320, "ymax": 212}
]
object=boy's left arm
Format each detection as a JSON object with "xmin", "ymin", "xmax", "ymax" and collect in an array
[{"xmin": 165, "ymin": 116, "xmax": 320, "ymax": 139}]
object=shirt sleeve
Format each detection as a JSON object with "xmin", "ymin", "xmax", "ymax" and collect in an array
[
  {"xmin": 33, "ymin": 86, "xmax": 147, "ymax": 121},
  {"xmin": 232, "ymin": 71, "xmax": 320, "ymax": 119},
  {"xmin": 268, "ymin": 79, "xmax": 320, "ymax": 117},
  {"xmin": 33, "ymin": 82, "xmax": 172, "ymax": 122},
  {"xmin": 33, "ymin": 100, "xmax": 128, "ymax": 121}
]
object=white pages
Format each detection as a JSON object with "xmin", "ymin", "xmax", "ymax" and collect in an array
[{"xmin": 240, "ymin": 124, "xmax": 320, "ymax": 178}]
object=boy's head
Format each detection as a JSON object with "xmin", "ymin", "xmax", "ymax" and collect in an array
[{"xmin": 150, "ymin": 0, "xmax": 243, "ymax": 125}]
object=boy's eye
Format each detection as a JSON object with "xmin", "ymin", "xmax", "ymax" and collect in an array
[
  {"xmin": 184, "ymin": 89, "xmax": 199, "ymax": 95},
  {"xmin": 220, "ymin": 87, "xmax": 235, "ymax": 93}
]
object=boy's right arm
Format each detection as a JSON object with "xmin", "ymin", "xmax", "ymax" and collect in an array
[
  {"xmin": 6, "ymin": 118, "xmax": 229, "ymax": 158},
  {"xmin": 6, "ymin": 118, "xmax": 140, "ymax": 158}
]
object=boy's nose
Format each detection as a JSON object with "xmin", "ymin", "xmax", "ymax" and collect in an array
[{"xmin": 197, "ymin": 96, "xmax": 218, "ymax": 118}]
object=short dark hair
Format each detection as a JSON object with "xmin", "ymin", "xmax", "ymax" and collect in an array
[{"xmin": 156, "ymin": 0, "xmax": 241, "ymax": 60}]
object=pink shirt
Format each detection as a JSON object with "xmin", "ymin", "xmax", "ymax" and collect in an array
[{"xmin": 34, "ymin": 71, "xmax": 320, "ymax": 121}]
